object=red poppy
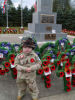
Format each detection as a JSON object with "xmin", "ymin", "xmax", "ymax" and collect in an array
[
  {"xmin": 13, "ymin": 71, "xmax": 17, "ymax": 75},
  {"xmin": 66, "ymin": 69, "xmax": 71, "ymax": 74},
  {"xmin": 50, "ymin": 63, "xmax": 54, "ymax": 65},
  {"xmin": 12, "ymin": 68, "xmax": 17, "ymax": 75},
  {"xmin": 51, "ymin": 66, "xmax": 55, "ymax": 71},
  {"xmin": 47, "ymin": 61, "xmax": 50, "ymax": 64},
  {"xmin": 57, "ymin": 52, "xmax": 60, "ymax": 57},
  {"xmin": 46, "ymin": 83, "xmax": 51, "ymax": 88},
  {"xmin": 72, "ymin": 69, "xmax": 75, "ymax": 73},
  {"xmin": 59, "ymin": 72, "xmax": 64, "ymax": 77},
  {"xmin": 65, "ymin": 62, "xmax": 71, "ymax": 68},
  {"xmin": 66, "ymin": 81, "xmax": 71, "ymax": 87},
  {"xmin": 10, "ymin": 59, "xmax": 14, "ymax": 65},
  {"xmin": 4, "ymin": 62, "xmax": 10, "ymax": 68},
  {"xmin": 0, "ymin": 70, "xmax": 5, "ymax": 75},
  {"xmin": 5, "ymin": 68, "xmax": 9, "ymax": 72},
  {"xmin": 38, "ymin": 69, "xmax": 43, "ymax": 75},
  {"xmin": 73, "ymin": 75, "xmax": 75, "ymax": 78},
  {"xmin": 30, "ymin": 58, "xmax": 35, "ymax": 63},
  {"xmin": 42, "ymin": 77, "xmax": 44, "ymax": 80},
  {"xmin": 47, "ymin": 56, "xmax": 51, "ymax": 60},
  {"xmin": 66, "ymin": 77, "xmax": 70, "ymax": 81},
  {"xmin": 43, "ymin": 61, "xmax": 48, "ymax": 66},
  {"xmin": 66, "ymin": 87, "xmax": 71, "ymax": 92},
  {"xmin": 72, "ymin": 80, "xmax": 75, "ymax": 83},
  {"xmin": 10, "ymin": 54, "xmax": 15, "ymax": 59},
  {"xmin": 45, "ymin": 78, "xmax": 51, "ymax": 83},
  {"xmin": 20, "ymin": 50, "xmax": 23, "ymax": 53},
  {"xmin": 66, "ymin": 58, "xmax": 69, "ymax": 62},
  {"xmin": 74, "ymin": 63, "xmax": 75, "ymax": 67},
  {"xmin": 0, "ymin": 69, "xmax": 2, "ymax": 75},
  {"xmin": 57, "ymin": 61, "xmax": 60, "ymax": 66},
  {"xmin": 68, "ymin": 43, "xmax": 70, "ymax": 45},
  {"xmin": 61, "ymin": 59, "xmax": 65, "ymax": 62},
  {"xmin": 13, "ymin": 76, "xmax": 17, "ymax": 79},
  {"xmin": 72, "ymin": 85, "xmax": 75, "ymax": 87},
  {"xmin": 62, "ymin": 54, "xmax": 66, "ymax": 58},
  {"xmin": 46, "ymin": 75, "xmax": 50, "ymax": 79},
  {"xmin": 44, "ymin": 67, "xmax": 49, "ymax": 72}
]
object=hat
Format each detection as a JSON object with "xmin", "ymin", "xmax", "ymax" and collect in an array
[{"xmin": 21, "ymin": 36, "xmax": 36, "ymax": 49}]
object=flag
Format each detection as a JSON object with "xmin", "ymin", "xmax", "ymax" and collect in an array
[
  {"xmin": 3, "ymin": 6, "xmax": 5, "ymax": 14},
  {"xmin": 34, "ymin": 1, "xmax": 37, "ymax": 12},
  {"xmin": 2, "ymin": 0, "xmax": 7, "ymax": 14}
]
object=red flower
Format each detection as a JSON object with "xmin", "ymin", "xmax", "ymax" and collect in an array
[
  {"xmin": 46, "ymin": 75, "xmax": 50, "ymax": 79},
  {"xmin": 66, "ymin": 81, "xmax": 71, "ymax": 87},
  {"xmin": 42, "ymin": 76, "xmax": 44, "ymax": 80},
  {"xmin": 74, "ymin": 63, "xmax": 75, "ymax": 67},
  {"xmin": 73, "ymin": 75, "xmax": 75, "ymax": 78},
  {"xmin": 30, "ymin": 58, "xmax": 35, "ymax": 63},
  {"xmin": 66, "ymin": 87, "xmax": 71, "ymax": 92},
  {"xmin": 61, "ymin": 59, "xmax": 65, "ymax": 62},
  {"xmin": 13, "ymin": 76, "xmax": 17, "ymax": 79},
  {"xmin": 66, "ymin": 58, "xmax": 69, "ymax": 62},
  {"xmin": 66, "ymin": 77, "xmax": 70, "ymax": 81},
  {"xmin": 10, "ymin": 59, "xmax": 14, "ymax": 65},
  {"xmin": 46, "ymin": 83, "xmax": 51, "ymax": 88},
  {"xmin": 20, "ymin": 50, "xmax": 23, "ymax": 53},
  {"xmin": 62, "ymin": 54, "xmax": 66, "ymax": 58},
  {"xmin": 57, "ymin": 52, "xmax": 60, "ymax": 57},
  {"xmin": 72, "ymin": 80, "xmax": 75, "ymax": 83},
  {"xmin": 65, "ymin": 62, "xmax": 71, "ymax": 68},
  {"xmin": 47, "ymin": 56, "xmax": 51, "ymax": 60},
  {"xmin": 72, "ymin": 69, "xmax": 75, "ymax": 73},
  {"xmin": 4, "ymin": 62, "xmax": 10, "ymax": 68},
  {"xmin": 60, "ymin": 72, "xmax": 64, "ymax": 77},
  {"xmin": 68, "ymin": 43, "xmax": 70, "ymax": 45},
  {"xmin": 5, "ymin": 68, "xmax": 9, "ymax": 72},
  {"xmin": 57, "ymin": 61, "xmax": 60, "ymax": 66},
  {"xmin": 47, "ymin": 61, "xmax": 50, "ymax": 64},
  {"xmin": 51, "ymin": 66, "xmax": 55, "ymax": 71},
  {"xmin": 38, "ymin": 69, "xmax": 43, "ymax": 75},
  {"xmin": 50, "ymin": 63, "xmax": 54, "ymax": 65},
  {"xmin": 43, "ymin": 61, "xmax": 48, "ymax": 66},
  {"xmin": 12, "ymin": 68, "xmax": 17, "ymax": 75},
  {"xmin": 45, "ymin": 78, "xmax": 51, "ymax": 83},
  {"xmin": 66, "ymin": 69, "xmax": 71, "ymax": 74},
  {"xmin": 0, "ymin": 70, "xmax": 5, "ymax": 75},
  {"xmin": 44, "ymin": 67, "xmax": 49, "ymax": 72},
  {"xmin": 72, "ymin": 84, "xmax": 75, "ymax": 87},
  {"xmin": 10, "ymin": 54, "xmax": 15, "ymax": 59}
]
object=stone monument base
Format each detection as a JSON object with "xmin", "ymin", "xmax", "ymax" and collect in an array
[{"xmin": 24, "ymin": 30, "xmax": 67, "ymax": 42}]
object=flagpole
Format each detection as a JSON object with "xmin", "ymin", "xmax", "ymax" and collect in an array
[
  {"xmin": 21, "ymin": 0, "xmax": 23, "ymax": 29},
  {"xmin": 6, "ymin": 0, "xmax": 9, "ymax": 28}
]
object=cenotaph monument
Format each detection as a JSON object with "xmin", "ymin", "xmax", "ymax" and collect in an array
[{"xmin": 24, "ymin": 0, "xmax": 67, "ymax": 42}]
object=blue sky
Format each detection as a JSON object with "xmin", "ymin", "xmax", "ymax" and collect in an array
[{"xmin": 0, "ymin": 0, "xmax": 75, "ymax": 9}]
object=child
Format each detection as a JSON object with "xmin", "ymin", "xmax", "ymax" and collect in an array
[{"xmin": 14, "ymin": 37, "xmax": 42, "ymax": 100}]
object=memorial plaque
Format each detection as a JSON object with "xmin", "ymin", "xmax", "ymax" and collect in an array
[
  {"xmin": 46, "ymin": 26, "xmax": 52, "ymax": 31},
  {"xmin": 45, "ymin": 34, "xmax": 56, "ymax": 40},
  {"xmin": 40, "ymin": 14, "xmax": 54, "ymax": 23}
]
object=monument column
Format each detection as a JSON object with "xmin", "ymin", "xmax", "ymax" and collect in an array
[
  {"xmin": 24, "ymin": 0, "xmax": 67, "ymax": 42},
  {"xmin": 37, "ymin": 0, "xmax": 53, "ymax": 13}
]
